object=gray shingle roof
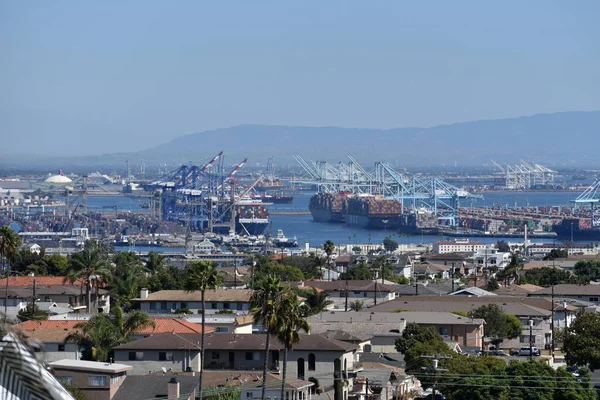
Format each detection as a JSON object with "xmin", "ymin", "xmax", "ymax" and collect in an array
[
  {"xmin": 113, "ymin": 375, "xmax": 199, "ymax": 400},
  {"xmin": 114, "ymin": 332, "xmax": 358, "ymax": 352}
]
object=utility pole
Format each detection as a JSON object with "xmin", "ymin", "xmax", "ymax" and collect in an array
[
  {"xmin": 451, "ymin": 262, "xmax": 455, "ymax": 293},
  {"xmin": 528, "ymin": 318, "xmax": 534, "ymax": 361},
  {"xmin": 345, "ymin": 276, "xmax": 349, "ymax": 312},
  {"xmin": 421, "ymin": 355, "xmax": 450, "ymax": 400},
  {"xmin": 551, "ymin": 257, "xmax": 555, "ymax": 363},
  {"xmin": 32, "ymin": 279, "xmax": 37, "ymax": 310}
]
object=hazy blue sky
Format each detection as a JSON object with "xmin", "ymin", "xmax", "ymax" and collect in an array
[{"xmin": 2, "ymin": 1, "xmax": 599, "ymax": 155}]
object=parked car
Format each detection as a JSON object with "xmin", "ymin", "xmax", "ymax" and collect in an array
[{"xmin": 514, "ymin": 347, "xmax": 540, "ymax": 356}]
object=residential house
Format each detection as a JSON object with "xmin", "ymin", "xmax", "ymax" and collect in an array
[
  {"xmin": 493, "ymin": 284, "xmax": 543, "ymax": 296},
  {"xmin": 295, "ymin": 280, "xmax": 398, "ymax": 308},
  {"xmin": 0, "ymin": 275, "xmax": 110, "ymax": 318},
  {"xmin": 15, "ymin": 320, "xmax": 82, "ymax": 363},
  {"xmin": 432, "ymin": 239, "xmax": 485, "ymax": 254},
  {"xmin": 131, "ymin": 288, "xmax": 253, "ymax": 314},
  {"xmin": 113, "ymin": 332, "xmax": 359, "ymax": 391},
  {"xmin": 50, "ymin": 359, "xmax": 132, "ymax": 400},
  {"xmin": 369, "ymin": 295, "xmax": 578, "ymax": 350},
  {"xmin": 473, "ymin": 247, "xmax": 511, "ymax": 270},
  {"xmin": 15, "ymin": 317, "xmax": 215, "ymax": 363},
  {"xmin": 317, "ymin": 330, "xmax": 373, "ymax": 353},
  {"xmin": 528, "ymin": 284, "xmax": 600, "ymax": 305},
  {"xmin": 306, "ymin": 312, "xmax": 405, "ymax": 353},
  {"xmin": 413, "ymin": 262, "xmax": 450, "ymax": 280}
]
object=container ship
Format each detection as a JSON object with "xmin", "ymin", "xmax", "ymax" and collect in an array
[
  {"xmin": 308, "ymin": 192, "xmax": 349, "ymax": 223},
  {"xmin": 215, "ymin": 203, "xmax": 270, "ymax": 236},
  {"xmin": 345, "ymin": 196, "xmax": 404, "ymax": 230},
  {"xmin": 552, "ymin": 218, "xmax": 600, "ymax": 240},
  {"xmin": 249, "ymin": 193, "xmax": 293, "ymax": 204},
  {"xmin": 255, "ymin": 178, "xmax": 285, "ymax": 192}
]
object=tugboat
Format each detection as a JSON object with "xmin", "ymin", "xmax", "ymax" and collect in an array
[{"xmin": 272, "ymin": 229, "xmax": 298, "ymax": 248}]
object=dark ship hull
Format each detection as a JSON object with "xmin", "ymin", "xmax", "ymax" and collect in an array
[{"xmin": 552, "ymin": 218, "xmax": 600, "ymax": 240}]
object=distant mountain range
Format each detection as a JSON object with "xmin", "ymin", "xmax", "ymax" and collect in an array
[
  {"xmin": 2, "ymin": 111, "xmax": 599, "ymax": 170},
  {"xmin": 141, "ymin": 111, "xmax": 600, "ymax": 167}
]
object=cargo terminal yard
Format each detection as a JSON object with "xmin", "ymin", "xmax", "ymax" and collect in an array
[{"xmin": 1, "ymin": 155, "xmax": 600, "ymax": 252}]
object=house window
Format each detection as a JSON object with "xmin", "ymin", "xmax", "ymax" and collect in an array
[
  {"xmin": 589, "ymin": 297, "xmax": 599, "ymax": 302},
  {"xmin": 245, "ymin": 352, "xmax": 253, "ymax": 361},
  {"xmin": 180, "ymin": 302, "xmax": 187, "ymax": 309},
  {"xmin": 223, "ymin": 303, "xmax": 230, "ymax": 310},
  {"xmin": 160, "ymin": 301, "xmax": 167, "ymax": 310},
  {"xmin": 212, "ymin": 303, "xmax": 218, "ymax": 309},
  {"xmin": 159, "ymin": 352, "xmax": 173, "ymax": 361},
  {"xmin": 150, "ymin": 302, "xmax": 156, "ymax": 310},
  {"xmin": 439, "ymin": 327, "xmax": 449, "ymax": 336},
  {"xmin": 129, "ymin": 352, "xmax": 144, "ymax": 360},
  {"xmin": 237, "ymin": 302, "xmax": 243, "ymax": 310},
  {"xmin": 57, "ymin": 376, "xmax": 72, "ymax": 385},
  {"xmin": 88, "ymin": 376, "xmax": 107, "ymax": 386},
  {"xmin": 111, "ymin": 376, "xmax": 119, "ymax": 385},
  {"xmin": 246, "ymin": 393, "xmax": 253, "ymax": 399},
  {"xmin": 58, "ymin": 344, "xmax": 65, "ymax": 352},
  {"xmin": 308, "ymin": 353, "xmax": 316, "ymax": 371},
  {"xmin": 245, "ymin": 352, "xmax": 259, "ymax": 361},
  {"xmin": 212, "ymin": 352, "xmax": 220, "ymax": 359}
]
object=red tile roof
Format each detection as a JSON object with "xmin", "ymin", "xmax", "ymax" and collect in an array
[
  {"xmin": 0, "ymin": 276, "xmax": 85, "ymax": 287},
  {"xmin": 16, "ymin": 317, "xmax": 214, "ymax": 336}
]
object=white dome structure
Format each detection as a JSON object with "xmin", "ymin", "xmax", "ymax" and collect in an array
[{"xmin": 45, "ymin": 172, "xmax": 72, "ymax": 183}]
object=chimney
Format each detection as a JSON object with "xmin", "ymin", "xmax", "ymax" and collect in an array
[
  {"xmin": 168, "ymin": 376, "xmax": 180, "ymax": 400},
  {"xmin": 140, "ymin": 288, "xmax": 149, "ymax": 299}
]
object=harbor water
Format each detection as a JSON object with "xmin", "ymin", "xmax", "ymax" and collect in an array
[{"xmin": 80, "ymin": 191, "xmax": 586, "ymax": 251}]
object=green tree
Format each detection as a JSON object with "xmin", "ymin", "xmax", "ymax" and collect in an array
[
  {"xmin": 505, "ymin": 360, "xmax": 556, "ymax": 400},
  {"xmin": 1, "ymin": 225, "xmax": 22, "ymax": 322},
  {"xmin": 65, "ymin": 240, "xmax": 112, "ymax": 313},
  {"xmin": 339, "ymin": 262, "xmax": 375, "ymax": 280},
  {"xmin": 395, "ymin": 323, "xmax": 444, "ymax": 354},
  {"xmin": 184, "ymin": 261, "xmax": 223, "ymax": 400},
  {"xmin": 250, "ymin": 275, "xmax": 287, "ymax": 400},
  {"xmin": 276, "ymin": 289, "xmax": 310, "ymax": 400},
  {"xmin": 496, "ymin": 240, "xmax": 510, "ymax": 252},
  {"xmin": 61, "ymin": 382, "xmax": 87, "ymax": 400},
  {"xmin": 470, "ymin": 304, "xmax": 522, "ymax": 347},
  {"xmin": 486, "ymin": 277, "xmax": 499, "ymax": 291},
  {"xmin": 444, "ymin": 355, "xmax": 509, "ymax": 400},
  {"xmin": 564, "ymin": 311, "xmax": 600, "ymax": 371},
  {"xmin": 554, "ymin": 366, "xmax": 595, "ymax": 400},
  {"xmin": 403, "ymin": 337, "xmax": 453, "ymax": 377},
  {"xmin": 111, "ymin": 252, "xmax": 149, "ymax": 307},
  {"xmin": 543, "ymin": 248, "xmax": 569, "ymax": 260},
  {"xmin": 43, "ymin": 254, "xmax": 69, "ymax": 276},
  {"xmin": 574, "ymin": 260, "xmax": 600, "ymax": 282},
  {"xmin": 349, "ymin": 300, "xmax": 365, "ymax": 311},
  {"xmin": 144, "ymin": 251, "xmax": 165, "ymax": 274},
  {"xmin": 17, "ymin": 303, "xmax": 49, "ymax": 322},
  {"xmin": 519, "ymin": 267, "xmax": 573, "ymax": 286},
  {"xmin": 147, "ymin": 265, "xmax": 185, "ymax": 292},
  {"xmin": 383, "ymin": 237, "xmax": 399, "ymax": 253}
]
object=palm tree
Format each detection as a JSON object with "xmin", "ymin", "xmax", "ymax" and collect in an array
[
  {"xmin": 66, "ymin": 308, "xmax": 155, "ymax": 362},
  {"xmin": 323, "ymin": 240, "xmax": 335, "ymax": 280},
  {"xmin": 250, "ymin": 275, "xmax": 286, "ymax": 400},
  {"xmin": 302, "ymin": 288, "xmax": 333, "ymax": 316},
  {"xmin": 145, "ymin": 251, "xmax": 165, "ymax": 275},
  {"xmin": 111, "ymin": 253, "xmax": 149, "ymax": 307},
  {"xmin": 184, "ymin": 261, "xmax": 222, "ymax": 400},
  {"xmin": 64, "ymin": 240, "xmax": 112, "ymax": 313},
  {"xmin": 1, "ymin": 226, "xmax": 22, "ymax": 322},
  {"xmin": 277, "ymin": 290, "xmax": 310, "ymax": 400}
]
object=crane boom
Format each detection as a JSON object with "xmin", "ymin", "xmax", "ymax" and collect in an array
[{"xmin": 201, "ymin": 151, "xmax": 223, "ymax": 172}]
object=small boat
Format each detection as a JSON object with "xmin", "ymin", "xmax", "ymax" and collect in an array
[{"xmin": 272, "ymin": 229, "xmax": 298, "ymax": 248}]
